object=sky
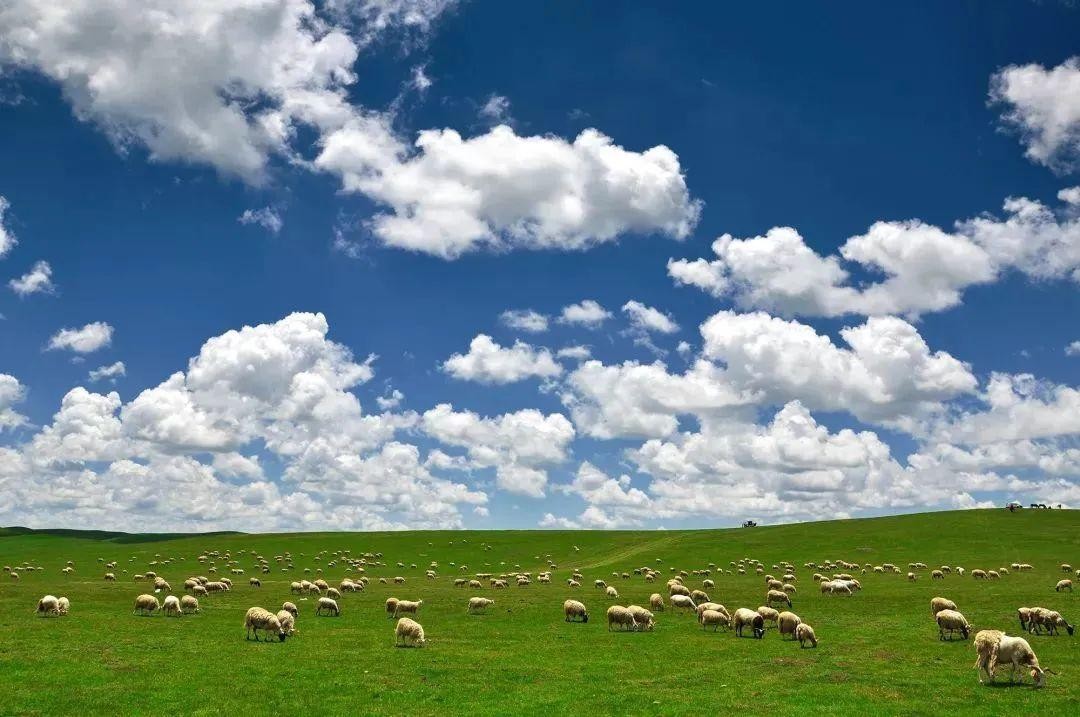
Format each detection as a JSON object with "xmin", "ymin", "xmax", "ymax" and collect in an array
[{"xmin": 1, "ymin": 1, "xmax": 1079, "ymax": 532}]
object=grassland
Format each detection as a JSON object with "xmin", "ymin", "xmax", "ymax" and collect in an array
[{"xmin": 0, "ymin": 509, "xmax": 1077, "ymax": 716}]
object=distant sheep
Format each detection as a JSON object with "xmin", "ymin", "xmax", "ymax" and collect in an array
[
  {"xmin": 699, "ymin": 609, "xmax": 728, "ymax": 632},
  {"xmin": 626, "ymin": 605, "xmax": 654, "ymax": 631},
  {"xmin": 649, "ymin": 593, "xmax": 665, "ymax": 611},
  {"xmin": 670, "ymin": 594, "xmax": 696, "ymax": 612},
  {"xmin": 244, "ymin": 607, "xmax": 286, "ymax": 641},
  {"xmin": 282, "ymin": 601, "xmax": 298, "ymax": 616},
  {"xmin": 181, "ymin": 595, "xmax": 200, "ymax": 614},
  {"xmin": 393, "ymin": 599, "xmax": 423, "ymax": 618},
  {"xmin": 1055, "ymin": 579, "xmax": 1072, "ymax": 592},
  {"xmin": 564, "ymin": 599, "xmax": 588, "ymax": 623},
  {"xmin": 315, "ymin": 597, "xmax": 340, "ymax": 616},
  {"xmin": 133, "ymin": 594, "xmax": 161, "ymax": 616},
  {"xmin": 935, "ymin": 609, "xmax": 971, "ymax": 640},
  {"xmin": 777, "ymin": 611, "xmax": 801, "ymax": 639},
  {"xmin": 606, "ymin": 605, "xmax": 637, "ymax": 631},
  {"xmin": 795, "ymin": 622, "xmax": 818, "ymax": 648},
  {"xmin": 395, "ymin": 617, "xmax": 425, "ymax": 647},
  {"xmin": 468, "ymin": 597, "xmax": 494, "ymax": 613},
  {"xmin": 765, "ymin": 589, "xmax": 791, "ymax": 608}
]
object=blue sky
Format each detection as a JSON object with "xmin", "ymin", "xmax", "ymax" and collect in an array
[{"xmin": 1, "ymin": 1, "xmax": 1079, "ymax": 531}]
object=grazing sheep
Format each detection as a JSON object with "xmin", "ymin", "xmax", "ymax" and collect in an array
[
  {"xmin": 315, "ymin": 597, "xmax": 340, "ymax": 616},
  {"xmin": 606, "ymin": 605, "xmax": 638, "ymax": 631},
  {"xmin": 282, "ymin": 601, "xmax": 298, "ymax": 616},
  {"xmin": 935, "ymin": 609, "xmax": 971, "ymax": 640},
  {"xmin": 756, "ymin": 606, "xmax": 780, "ymax": 625},
  {"xmin": 699, "ymin": 609, "xmax": 729, "ymax": 631},
  {"xmin": 649, "ymin": 593, "xmax": 665, "ymax": 611},
  {"xmin": 57, "ymin": 597, "xmax": 70, "ymax": 616},
  {"xmin": 907, "ymin": 572, "xmax": 917, "ymax": 582},
  {"xmin": 468, "ymin": 597, "xmax": 494, "ymax": 613},
  {"xmin": 394, "ymin": 576, "xmax": 406, "ymax": 584},
  {"xmin": 180, "ymin": 595, "xmax": 200, "ymax": 614},
  {"xmin": 690, "ymin": 589, "xmax": 710, "ymax": 603},
  {"xmin": 1055, "ymin": 579, "xmax": 1073, "ymax": 592},
  {"xmin": 973, "ymin": 630, "xmax": 1049, "ymax": 687},
  {"xmin": 162, "ymin": 595, "xmax": 183, "ymax": 617},
  {"xmin": 988, "ymin": 570, "xmax": 1000, "ymax": 580},
  {"xmin": 290, "ymin": 581, "xmax": 303, "ymax": 594},
  {"xmin": 249, "ymin": 578, "xmax": 261, "ymax": 588},
  {"xmin": 765, "ymin": 589, "xmax": 791, "ymax": 608},
  {"xmin": 605, "ymin": 586, "xmax": 619, "ymax": 599},
  {"xmin": 564, "ymin": 599, "xmax": 589, "ymax": 623},
  {"xmin": 133, "ymin": 594, "xmax": 161, "ymax": 616},
  {"xmin": 931, "ymin": 597, "xmax": 957, "ymax": 616},
  {"xmin": 626, "ymin": 605, "xmax": 654, "ymax": 631},
  {"xmin": 782, "ymin": 583, "xmax": 797, "ymax": 594},
  {"xmin": 193, "ymin": 585, "xmax": 208, "ymax": 598},
  {"xmin": 1018, "ymin": 607, "xmax": 1034, "ymax": 632},
  {"xmin": 395, "ymin": 617, "xmax": 426, "ymax": 647},
  {"xmin": 669, "ymin": 583, "xmax": 691, "ymax": 598},
  {"xmin": 276, "ymin": 610, "xmax": 297, "ymax": 636},
  {"xmin": 393, "ymin": 599, "xmax": 423, "ymax": 618},
  {"xmin": 104, "ymin": 573, "xmax": 116, "ymax": 582},
  {"xmin": 971, "ymin": 569, "xmax": 987, "ymax": 580},
  {"xmin": 244, "ymin": 607, "xmax": 287, "ymax": 642},
  {"xmin": 777, "ymin": 611, "xmax": 802, "ymax": 639},
  {"xmin": 1062, "ymin": 564, "xmax": 1073, "ymax": 573},
  {"xmin": 732, "ymin": 608, "xmax": 765, "ymax": 639},
  {"xmin": 795, "ymin": 622, "xmax": 818, "ymax": 648},
  {"xmin": 932, "ymin": 570, "xmax": 944, "ymax": 580},
  {"xmin": 36, "ymin": 595, "xmax": 61, "ymax": 617},
  {"xmin": 1029, "ymin": 607, "xmax": 1074, "ymax": 636},
  {"xmin": 385, "ymin": 598, "xmax": 399, "ymax": 619},
  {"xmin": 325, "ymin": 587, "xmax": 341, "ymax": 600},
  {"xmin": 670, "ymin": 594, "xmax": 697, "ymax": 612}
]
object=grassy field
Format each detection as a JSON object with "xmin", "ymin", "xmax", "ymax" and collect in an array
[{"xmin": 0, "ymin": 509, "xmax": 1077, "ymax": 716}]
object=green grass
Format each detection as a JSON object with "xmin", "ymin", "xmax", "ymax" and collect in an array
[{"xmin": 1, "ymin": 509, "xmax": 1078, "ymax": 716}]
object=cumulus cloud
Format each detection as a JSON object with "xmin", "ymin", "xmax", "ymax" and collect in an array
[
  {"xmin": 376, "ymin": 388, "xmax": 404, "ymax": 410},
  {"xmin": 320, "ymin": 126, "xmax": 701, "ymax": 258},
  {"xmin": 88, "ymin": 361, "xmax": 126, "ymax": 383},
  {"xmin": 622, "ymin": 300, "xmax": 679, "ymax": 334},
  {"xmin": 1067, "ymin": 341, "xmax": 1080, "ymax": 357},
  {"xmin": 1, "ymin": 312, "xmax": 488, "ymax": 531},
  {"xmin": 499, "ymin": 309, "xmax": 549, "ymax": 333},
  {"xmin": 556, "ymin": 345, "xmax": 591, "ymax": 361},
  {"xmin": 558, "ymin": 299, "xmax": 612, "ymax": 328},
  {"xmin": 700, "ymin": 311, "xmax": 976, "ymax": 426},
  {"xmin": 46, "ymin": 322, "xmax": 113, "ymax": 354},
  {"xmin": 0, "ymin": 196, "xmax": 15, "ymax": 258},
  {"xmin": 669, "ymin": 191, "xmax": 1080, "ymax": 317},
  {"xmin": 239, "ymin": 207, "xmax": 284, "ymax": 234},
  {"xmin": 421, "ymin": 403, "xmax": 575, "ymax": 497},
  {"xmin": 0, "ymin": 374, "xmax": 28, "ymax": 431},
  {"xmin": 478, "ymin": 94, "xmax": 511, "ymax": 124},
  {"xmin": 442, "ymin": 334, "xmax": 562, "ymax": 384},
  {"xmin": 9, "ymin": 260, "xmax": 55, "ymax": 296},
  {"xmin": 991, "ymin": 57, "xmax": 1080, "ymax": 172}
]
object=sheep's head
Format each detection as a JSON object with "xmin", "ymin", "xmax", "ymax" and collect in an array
[
  {"xmin": 960, "ymin": 625, "xmax": 970, "ymax": 639},
  {"xmin": 1064, "ymin": 622, "xmax": 1075, "ymax": 636},
  {"xmin": 1031, "ymin": 667, "xmax": 1045, "ymax": 687},
  {"xmin": 582, "ymin": 613, "xmax": 589, "ymax": 623}
]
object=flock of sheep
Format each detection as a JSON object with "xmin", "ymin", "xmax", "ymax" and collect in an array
[{"xmin": 12, "ymin": 547, "xmax": 1077, "ymax": 687}]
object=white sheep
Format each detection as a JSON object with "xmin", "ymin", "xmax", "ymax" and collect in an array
[
  {"xmin": 57, "ymin": 597, "xmax": 70, "ymax": 616},
  {"xmin": 315, "ymin": 597, "xmax": 340, "ymax": 616},
  {"xmin": 626, "ymin": 605, "xmax": 654, "ymax": 631},
  {"xmin": 163, "ymin": 595, "xmax": 183, "ymax": 617},
  {"xmin": 973, "ymin": 630, "xmax": 1050, "ymax": 687},
  {"xmin": 649, "ymin": 593, "xmax": 665, "ymax": 611},
  {"xmin": 732, "ymin": 608, "xmax": 765, "ymax": 638},
  {"xmin": 36, "ymin": 595, "xmax": 61, "ymax": 617},
  {"xmin": 133, "ymin": 594, "xmax": 161, "ymax": 616},
  {"xmin": 670, "ymin": 594, "xmax": 697, "ymax": 612},
  {"xmin": 605, "ymin": 586, "xmax": 619, "ymax": 599},
  {"xmin": 757, "ymin": 606, "xmax": 780, "ymax": 625},
  {"xmin": 606, "ymin": 605, "xmax": 638, "ymax": 631},
  {"xmin": 795, "ymin": 622, "xmax": 818, "ymax": 647},
  {"xmin": 564, "ymin": 599, "xmax": 589, "ymax": 623},
  {"xmin": 777, "ymin": 611, "xmax": 801, "ymax": 639},
  {"xmin": 935, "ymin": 609, "xmax": 971, "ymax": 641},
  {"xmin": 765, "ymin": 589, "xmax": 791, "ymax": 608},
  {"xmin": 699, "ymin": 609, "xmax": 728, "ymax": 631},
  {"xmin": 181, "ymin": 595, "xmax": 200, "ymax": 614},
  {"xmin": 930, "ymin": 597, "xmax": 957, "ymax": 616},
  {"xmin": 393, "ymin": 599, "xmax": 422, "ymax": 618},
  {"xmin": 1055, "ymin": 579, "xmax": 1073, "ymax": 592},
  {"xmin": 395, "ymin": 617, "xmax": 426, "ymax": 647},
  {"xmin": 244, "ymin": 607, "xmax": 287, "ymax": 641},
  {"xmin": 282, "ymin": 601, "xmax": 298, "ymax": 616},
  {"xmin": 468, "ymin": 597, "xmax": 494, "ymax": 613},
  {"xmin": 276, "ymin": 610, "xmax": 297, "ymax": 636}
]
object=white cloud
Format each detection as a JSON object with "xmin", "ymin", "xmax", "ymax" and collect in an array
[
  {"xmin": 0, "ymin": 374, "xmax": 28, "ymax": 431},
  {"xmin": 320, "ymin": 126, "xmax": 701, "ymax": 258},
  {"xmin": 326, "ymin": 0, "xmax": 459, "ymax": 48},
  {"xmin": 622, "ymin": 300, "xmax": 679, "ymax": 334},
  {"xmin": 669, "ymin": 192, "xmax": 1080, "ymax": 317},
  {"xmin": 556, "ymin": 345, "xmax": 591, "ymax": 361},
  {"xmin": 1, "ymin": 312, "xmax": 487, "ymax": 531},
  {"xmin": 88, "ymin": 361, "xmax": 126, "ymax": 383},
  {"xmin": 0, "ymin": 0, "xmax": 375, "ymax": 183},
  {"xmin": 410, "ymin": 65, "xmax": 433, "ymax": 92},
  {"xmin": 0, "ymin": 196, "xmax": 15, "ymax": 258},
  {"xmin": 422, "ymin": 403, "xmax": 575, "ymax": 497},
  {"xmin": 562, "ymin": 359, "xmax": 749, "ymax": 439},
  {"xmin": 499, "ymin": 309, "xmax": 549, "ymax": 333},
  {"xmin": 9, "ymin": 260, "xmax": 55, "ymax": 296},
  {"xmin": 376, "ymin": 388, "xmax": 404, "ymax": 410},
  {"xmin": 46, "ymin": 322, "xmax": 113, "ymax": 354},
  {"xmin": 700, "ymin": 311, "xmax": 976, "ymax": 425},
  {"xmin": 478, "ymin": 94, "xmax": 511, "ymax": 124},
  {"xmin": 1067, "ymin": 341, "xmax": 1080, "ymax": 357},
  {"xmin": 558, "ymin": 299, "xmax": 612, "ymax": 328},
  {"xmin": 239, "ymin": 207, "xmax": 284, "ymax": 234},
  {"xmin": 991, "ymin": 57, "xmax": 1080, "ymax": 172},
  {"xmin": 442, "ymin": 334, "xmax": 562, "ymax": 384}
]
